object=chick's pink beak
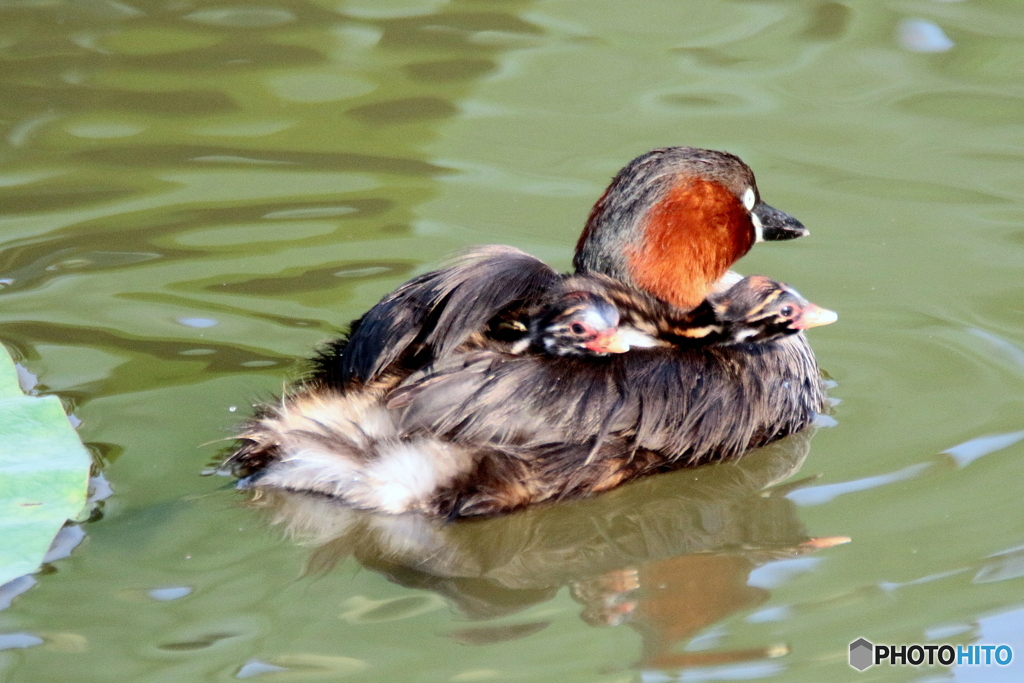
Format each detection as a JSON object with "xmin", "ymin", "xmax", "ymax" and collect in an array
[
  {"xmin": 585, "ymin": 329, "xmax": 631, "ymax": 354},
  {"xmin": 792, "ymin": 303, "xmax": 838, "ymax": 330}
]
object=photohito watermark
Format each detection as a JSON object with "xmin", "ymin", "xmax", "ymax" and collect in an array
[{"xmin": 849, "ymin": 638, "xmax": 1013, "ymax": 671}]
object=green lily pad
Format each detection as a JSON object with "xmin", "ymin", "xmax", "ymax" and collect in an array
[{"xmin": 0, "ymin": 346, "xmax": 91, "ymax": 589}]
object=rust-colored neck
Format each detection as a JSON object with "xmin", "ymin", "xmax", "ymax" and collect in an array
[{"xmin": 627, "ymin": 178, "xmax": 753, "ymax": 309}]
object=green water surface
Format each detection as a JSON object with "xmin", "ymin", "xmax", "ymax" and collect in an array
[{"xmin": 2, "ymin": 0, "xmax": 1024, "ymax": 681}]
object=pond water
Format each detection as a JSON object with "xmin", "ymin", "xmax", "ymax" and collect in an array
[{"xmin": 2, "ymin": 0, "xmax": 1024, "ymax": 680}]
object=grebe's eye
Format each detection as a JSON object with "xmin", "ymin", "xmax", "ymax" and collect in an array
[
  {"xmin": 779, "ymin": 305, "xmax": 794, "ymax": 318},
  {"xmin": 570, "ymin": 322, "xmax": 587, "ymax": 335}
]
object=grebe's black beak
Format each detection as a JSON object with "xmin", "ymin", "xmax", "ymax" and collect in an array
[{"xmin": 753, "ymin": 203, "xmax": 809, "ymax": 242}]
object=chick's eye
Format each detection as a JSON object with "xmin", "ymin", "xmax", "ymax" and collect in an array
[
  {"xmin": 779, "ymin": 306, "xmax": 794, "ymax": 317},
  {"xmin": 570, "ymin": 322, "xmax": 587, "ymax": 335}
]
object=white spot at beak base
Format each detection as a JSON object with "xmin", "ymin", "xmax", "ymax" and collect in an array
[{"xmin": 751, "ymin": 211, "xmax": 764, "ymax": 243}]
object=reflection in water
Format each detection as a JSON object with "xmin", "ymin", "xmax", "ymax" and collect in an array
[
  {"xmin": 0, "ymin": 0, "xmax": 536, "ymax": 431},
  {"xmin": 1, "ymin": 321, "xmax": 293, "ymax": 383},
  {"xmin": 209, "ymin": 259, "xmax": 414, "ymax": 295},
  {"xmin": 71, "ymin": 146, "xmax": 448, "ymax": 175},
  {"xmin": 802, "ymin": 2, "xmax": 852, "ymax": 42},
  {"xmin": 244, "ymin": 429, "xmax": 849, "ymax": 674},
  {"xmin": 898, "ymin": 18, "xmax": 954, "ymax": 54},
  {"xmin": 0, "ymin": 1, "xmax": 538, "ymax": 413}
]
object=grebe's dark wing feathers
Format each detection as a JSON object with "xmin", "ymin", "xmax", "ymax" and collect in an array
[
  {"xmin": 339, "ymin": 246, "xmax": 561, "ymax": 383},
  {"xmin": 391, "ymin": 352, "xmax": 626, "ymax": 449},
  {"xmin": 613, "ymin": 336, "xmax": 824, "ymax": 462},
  {"xmin": 388, "ymin": 336, "xmax": 823, "ymax": 465}
]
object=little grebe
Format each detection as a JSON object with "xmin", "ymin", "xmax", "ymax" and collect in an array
[
  {"xmin": 227, "ymin": 147, "xmax": 832, "ymax": 517},
  {"xmin": 229, "ymin": 272, "xmax": 834, "ymax": 516}
]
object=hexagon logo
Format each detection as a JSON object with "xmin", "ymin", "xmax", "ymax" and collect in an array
[{"xmin": 849, "ymin": 638, "xmax": 874, "ymax": 671}]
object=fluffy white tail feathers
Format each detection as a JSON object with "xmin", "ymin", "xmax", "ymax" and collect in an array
[{"xmin": 240, "ymin": 391, "xmax": 471, "ymax": 515}]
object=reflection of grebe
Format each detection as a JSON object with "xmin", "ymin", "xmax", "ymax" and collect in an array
[
  {"xmin": 228, "ymin": 147, "xmax": 834, "ymax": 516},
  {"xmin": 573, "ymin": 539, "xmax": 848, "ymax": 672},
  {"xmin": 245, "ymin": 431, "xmax": 849, "ymax": 670}
]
